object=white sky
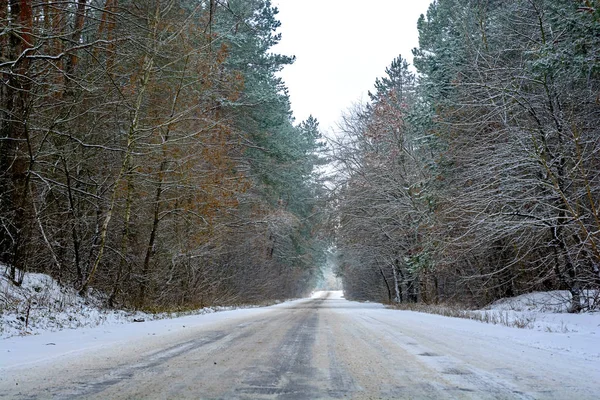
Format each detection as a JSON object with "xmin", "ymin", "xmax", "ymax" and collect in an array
[{"xmin": 271, "ymin": 0, "xmax": 433, "ymax": 134}]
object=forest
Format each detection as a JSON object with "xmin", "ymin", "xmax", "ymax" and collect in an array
[
  {"xmin": 2, "ymin": 0, "xmax": 599, "ymax": 313},
  {"xmin": 0, "ymin": 0, "xmax": 328, "ymax": 309},
  {"xmin": 332, "ymin": 0, "xmax": 600, "ymax": 312}
]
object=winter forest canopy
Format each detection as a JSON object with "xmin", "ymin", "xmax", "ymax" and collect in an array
[
  {"xmin": 1, "ymin": 0, "xmax": 599, "ymax": 312},
  {"xmin": 0, "ymin": 0, "xmax": 329, "ymax": 308}
]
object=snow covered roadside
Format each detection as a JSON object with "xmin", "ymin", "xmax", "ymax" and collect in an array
[
  {"xmin": 2, "ymin": 291, "xmax": 316, "ymax": 372},
  {"xmin": 328, "ymin": 296, "xmax": 600, "ymax": 365},
  {"xmin": 393, "ymin": 291, "xmax": 600, "ymax": 335},
  {"xmin": 1, "ymin": 270, "xmax": 154, "ymax": 339},
  {"xmin": 327, "ymin": 289, "xmax": 596, "ymax": 360},
  {"xmin": 379, "ymin": 307, "xmax": 600, "ymax": 362},
  {"xmin": 385, "ymin": 291, "xmax": 600, "ymax": 363},
  {"xmin": 0, "ymin": 268, "xmax": 290, "ymax": 340},
  {"xmin": 482, "ymin": 291, "xmax": 600, "ymax": 334},
  {"xmin": 0, "ymin": 297, "xmax": 304, "ymax": 370},
  {"xmin": 489, "ymin": 290, "xmax": 599, "ymax": 313}
]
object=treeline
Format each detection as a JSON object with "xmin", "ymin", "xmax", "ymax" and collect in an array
[
  {"xmin": 332, "ymin": 0, "xmax": 600, "ymax": 311},
  {"xmin": 0, "ymin": 0, "xmax": 327, "ymax": 309}
]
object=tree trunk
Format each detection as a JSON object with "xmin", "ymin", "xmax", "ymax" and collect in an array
[
  {"xmin": 392, "ymin": 258, "xmax": 401, "ymax": 303},
  {"xmin": 0, "ymin": 0, "xmax": 34, "ymax": 285},
  {"xmin": 378, "ymin": 267, "xmax": 392, "ymax": 303}
]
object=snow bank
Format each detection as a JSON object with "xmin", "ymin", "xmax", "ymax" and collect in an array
[
  {"xmin": 488, "ymin": 290, "xmax": 599, "ymax": 313},
  {"xmin": 481, "ymin": 290, "xmax": 600, "ymax": 335},
  {"xmin": 393, "ymin": 290, "xmax": 600, "ymax": 336},
  {"xmin": 0, "ymin": 268, "xmax": 160, "ymax": 339},
  {"xmin": 0, "ymin": 268, "xmax": 257, "ymax": 340}
]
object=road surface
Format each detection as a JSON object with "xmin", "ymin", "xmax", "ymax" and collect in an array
[{"xmin": 1, "ymin": 292, "xmax": 599, "ymax": 399}]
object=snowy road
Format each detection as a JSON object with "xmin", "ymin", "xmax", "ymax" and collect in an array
[{"xmin": 1, "ymin": 291, "xmax": 599, "ymax": 399}]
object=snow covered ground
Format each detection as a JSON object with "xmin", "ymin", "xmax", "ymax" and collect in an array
[
  {"xmin": 1, "ymin": 269, "xmax": 149, "ymax": 339},
  {"xmin": 481, "ymin": 291, "xmax": 600, "ymax": 334},
  {"xmin": 2, "ymin": 267, "xmax": 598, "ymax": 341},
  {"xmin": 0, "ymin": 268, "xmax": 268, "ymax": 340},
  {"xmin": 2, "ymin": 270, "xmax": 599, "ymax": 377},
  {"xmin": 395, "ymin": 290, "xmax": 600, "ymax": 336},
  {"xmin": 387, "ymin": 304, "xmax": 600, "ymax": 362},
  {"xmin": 0, "ymin": 299, "xmax": 303, "ymax": 370},
  {"xmin": 1, "ymin": 289, "xmax": 599, "ymax": 399},
  {"xmin": 488, "ymin": 290, "xmax": 598, "ymax": 313},
  {"xmin": 308, "ymin": 290, "xmax": 599, "ymax": 359}
]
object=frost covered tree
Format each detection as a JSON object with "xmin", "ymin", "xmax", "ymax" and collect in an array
[
  {"xmin": 332, "ymin": 0, "xmax": 600, "ymax": 311},
  {"xmin": 0, "ymin": 0, "xmax": 328, "ymax": 309}
]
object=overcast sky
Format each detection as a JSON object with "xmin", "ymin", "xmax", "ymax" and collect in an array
[{"xmin": 271, "ymin": 0, "xmax": 433, "ymax": 134}]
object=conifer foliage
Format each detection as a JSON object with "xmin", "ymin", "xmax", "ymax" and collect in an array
[{"xmin": 0, "ymin": 0, "xmax": 327, "ymax": 308}]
